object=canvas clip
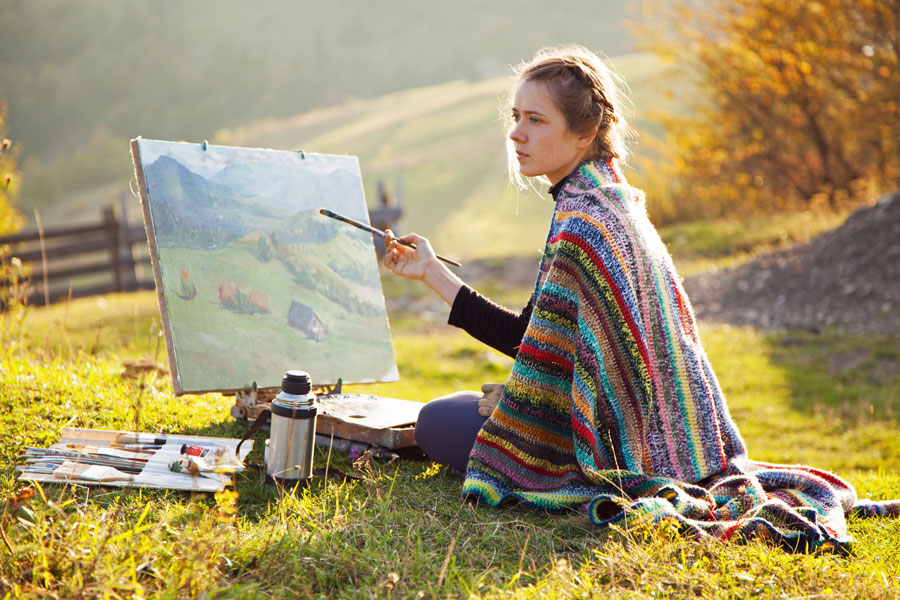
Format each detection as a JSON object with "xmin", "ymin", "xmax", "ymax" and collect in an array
[
  {"xmin": 231, "ymin": 381, "xmax": 275, "ymax": 421},
  {"xmin": 313, "ymin": 377, "xmax": 342, "ymax": 396}
]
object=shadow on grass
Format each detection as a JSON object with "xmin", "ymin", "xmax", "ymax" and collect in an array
[{"xmin": 764, "ymin": 329, "xmax": 899, "ymax": 421}]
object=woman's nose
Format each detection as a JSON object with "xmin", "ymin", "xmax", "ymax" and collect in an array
[{"xmin": 509, "ymin": 123, "xmax": 525, "ymax": 143}]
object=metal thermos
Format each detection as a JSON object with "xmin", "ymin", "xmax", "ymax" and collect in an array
[{"xmin": 265, "ymin": 370, "xmax": 317, "ymax": 486}]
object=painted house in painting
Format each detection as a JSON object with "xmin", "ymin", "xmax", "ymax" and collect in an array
[{"xmin": 288, "ymin": 300, "xmax": 326, "ymax": 341}]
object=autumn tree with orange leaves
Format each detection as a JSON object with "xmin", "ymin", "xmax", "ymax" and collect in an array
[{"xmin": 636, "ymin": 0, "xmax": 900, "ymax": 222}]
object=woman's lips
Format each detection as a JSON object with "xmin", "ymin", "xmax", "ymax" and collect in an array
[{"xmin": 516, "ymin": 150, "xmax": 529, "ymax": 160}]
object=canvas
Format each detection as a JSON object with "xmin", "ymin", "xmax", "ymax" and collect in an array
[{"xmin": 131, "ymin": 139, "xmax": 398, "ymax": 394}]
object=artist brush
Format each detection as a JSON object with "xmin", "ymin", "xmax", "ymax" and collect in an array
[
  {"xmin": 26, "ymin": 446, "xmax": 149, "ymax": 461},
  {"xmin": 65, "ymin": 443, "xmax": 157, "ymax": 456},
  {"xmin": 20, "ymin": 461, "xmax": 144, "ymax": 476},
  {"xmin": 25, "ymin": 455, "xmax": 145, "ymax": 470},
  {"xmin": 115, "ymin": 432, "xmax": 167, "ymax": 445},
  {"xmin": 319, "ymin": 208, "xmax": 462, "ymax": 268},
  {"xmin": 20, "ymin": 458, "xmax": 214, "ymax": 482},
  {"xmin": 109, "ymin": 443, "xmax": 164, "ymax": 452},
  {"xmin": 54, "ymin": 462, "xmax": 138, "ymax": 483},
  {"xmin": 23, "ymin": 448, "xmax": 149, "ymax": 469},
  {"xmin": 16, "ymin": 465, "xmax": 58, "ymax": 475}
]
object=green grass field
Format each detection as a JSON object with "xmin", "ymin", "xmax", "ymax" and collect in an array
[{"xmin": 2, "ymin": 216, "xmax": 900, "ymax": 598}]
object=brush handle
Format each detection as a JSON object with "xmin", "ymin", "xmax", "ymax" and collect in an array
[
  {"xmin": 54, "ymin": 461, "xmax": 135, "ymax": 482},
  {"xmin": 319, "ymin": 208, "xmax": 462, "ymax": 268}
]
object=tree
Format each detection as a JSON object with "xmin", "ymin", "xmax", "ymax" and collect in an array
[
  {"xmin": 0, "ymin": 103, "xmax": 24, "ymax": 237},
  {"xmin": 636, "ymin": 0, "xmax": 900, "ymax": 221}
]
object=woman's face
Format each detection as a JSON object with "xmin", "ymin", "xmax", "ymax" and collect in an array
[{"xmin": 509, "ymin": 79, "xmax": 594, "ymax": 185}]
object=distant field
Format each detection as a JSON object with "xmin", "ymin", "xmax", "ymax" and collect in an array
[
  {"xmin": 34, "ymin": 53, "xmax": 677, "ymax": 262},
  {"xmin": 217, "ymin": 52, "xmax": 675, "ymax": 261}
]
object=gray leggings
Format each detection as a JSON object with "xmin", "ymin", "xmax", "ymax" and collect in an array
[{"xmin": 413, "ymin": 391, "xmax": 487, "ymax": 472}]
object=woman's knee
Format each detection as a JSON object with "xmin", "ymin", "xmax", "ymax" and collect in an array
[{"xmin": 414, "ymin": 391, "xmax": 485, "ymax": 470}]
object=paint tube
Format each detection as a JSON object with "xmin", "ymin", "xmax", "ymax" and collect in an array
[
  {"xmin": 180, "ymin": 444, "xmax": 233, "ymax": 465},
  {"xmin": 181, "ymin": 444, "xmax": 213, "ymax": 457},
  {"xmin": 169, "ymin": 456, "xmax": 206, "ymax": 475}
]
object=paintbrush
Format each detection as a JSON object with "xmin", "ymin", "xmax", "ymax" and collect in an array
[
  {"xmin": 53, "ymin": 461, "xmax": 137, "ymax": 483},
  {"xmin": 24, "ymin": 448, "xmax": 149, "ymax": 471},
  {"xmin": 115, "ymin": 432, "xmax": 167, "ymax": 445},
  {"xmin": 64, "ymin": 443, "xmax": 156, "ymax": 458},
  {"xmin": 319, "ymin": 208, "xmax": 462, "ymax": 268}
]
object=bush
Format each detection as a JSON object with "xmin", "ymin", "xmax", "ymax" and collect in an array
[{"xmin": 0, "ymin": 103, "xmax": 24, "ymax": 237}]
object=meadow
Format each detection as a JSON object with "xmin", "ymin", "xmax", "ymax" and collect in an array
[{"xmin": 2, "ymin": 215, "xmax": 900, "ymax": 598}]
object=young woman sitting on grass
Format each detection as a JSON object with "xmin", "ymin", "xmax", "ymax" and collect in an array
[{"xmin": 383, "ymin": 44, "xmax": 898, "ymax": 552}]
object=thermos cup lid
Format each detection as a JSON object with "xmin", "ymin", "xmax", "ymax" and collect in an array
[{"xmin": 281, "ymin": 370, "xmax": 311, "ymax": 395}]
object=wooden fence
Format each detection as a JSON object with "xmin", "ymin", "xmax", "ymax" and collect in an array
[
  {"xmin": 0, "ymin": 199, "xmax": 153, "ymax": 306},
  {"xmin": 1, "ymin": 199, "xmax": 403, "ymax": 307}
]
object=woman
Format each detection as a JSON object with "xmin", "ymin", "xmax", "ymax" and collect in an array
[{"xmin": 384, "ymin": 45, "xmax": 896, "ymax": 552}]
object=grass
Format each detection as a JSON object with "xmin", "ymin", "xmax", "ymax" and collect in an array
[
  {"xmin": 3, "ymin": 203, "xmax": 900, "ymax": 598},
  {"xmin": 657, "ymin": 210, "xmax": 851, "ymax": 277},
  {"xmin": 2, "ymin": 265, "xmax": 900, "ymax": 598}
]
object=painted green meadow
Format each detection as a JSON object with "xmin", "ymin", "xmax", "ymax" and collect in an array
[
  {"xmin": 2, "ymin": 244, "xmax": 900, "ymax": 598},
  {"xmin": 157, "ymin": 231, "xmax": 396, "ymax": 394}
]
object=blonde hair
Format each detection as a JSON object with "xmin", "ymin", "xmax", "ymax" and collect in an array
[{"xmin": 506, "ymin": 45, "xmax": 632, "ymax": 188}]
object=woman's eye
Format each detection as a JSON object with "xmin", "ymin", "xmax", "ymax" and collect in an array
[
  {"xmin": 529, "ymin": 117, "xmax": 540, "ymax": 124},
  {"xmin": 512, "ymin": 113, "xmax": 520, "ymax": 122}
]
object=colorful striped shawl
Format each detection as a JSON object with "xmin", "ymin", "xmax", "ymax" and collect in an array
[{"xmin": 461, "ymin": 159, "xmax": 898, "ymax": 552}]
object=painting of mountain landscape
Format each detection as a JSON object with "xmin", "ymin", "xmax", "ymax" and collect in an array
[{"xmin": 131, "ymin": 138, "xmax": 398, "ymax": 394}]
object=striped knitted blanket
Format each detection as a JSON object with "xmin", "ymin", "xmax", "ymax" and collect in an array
[{"xmin": 461, "ymin": 159, "xmax": 899, "ymax": 552}]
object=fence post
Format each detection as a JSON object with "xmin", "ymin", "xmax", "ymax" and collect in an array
[
  {"xmin": 33, "ymin": 208, "xmax": 51, "ymax": 306},
  {"xmin": 118, "ymin": 193, "xmax": 138, "ymax": 291},
  {"xmin": 103, "ymin": 206, "xmax": 122, "ymax": 293}
]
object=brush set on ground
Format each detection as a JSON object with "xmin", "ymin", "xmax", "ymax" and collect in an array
[{"xmin": 16, "ymin": 428, "xmax": 252, "ymax": 492}]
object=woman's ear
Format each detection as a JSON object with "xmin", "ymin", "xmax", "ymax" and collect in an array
[{"xmin": 575, "ymin": 130, "xmax": 596, "ymax": 152}]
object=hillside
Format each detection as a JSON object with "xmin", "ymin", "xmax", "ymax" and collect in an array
[
  {"xmin": 685, "ymin": 192, "xmax": 900, "ymax": 336},
  {"xmin": 26, "ymin": 53, "xmax": 674, "ymax": 262},
  {"xmin": 2, "ymin": 1, "xmax": 635, "ymax": 163},
  {"xmin": 209, "ymin": 53, "xmax": 673, "ymax": 261}
]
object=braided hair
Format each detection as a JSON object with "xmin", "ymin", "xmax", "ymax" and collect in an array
[{"xmin": 506, "ymin": 45, "xmax": 631, "ymax": 187}]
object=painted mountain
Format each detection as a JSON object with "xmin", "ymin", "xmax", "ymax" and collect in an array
[
  {"xmin": 209, "ymin": 161, "xmax": 365, "ymax": 217},
  {"xmin": 144, "ymin": 155, "xmax": 289, "ymax": 249}
]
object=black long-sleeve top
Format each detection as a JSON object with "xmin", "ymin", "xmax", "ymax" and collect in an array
[{"xmin": 448, "ymin": 285, "xmax": 533, "ymax": 358}]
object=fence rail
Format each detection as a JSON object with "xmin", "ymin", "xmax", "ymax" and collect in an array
[
  {"xmin": 0, "ymin": 201, "xmax": 154, "ymax": 306},
  {"xmin": 1, "ymin": 199, "xmax": 402, "ymax": 307}
]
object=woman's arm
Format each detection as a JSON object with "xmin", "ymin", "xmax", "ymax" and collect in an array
[
  {"xmin": 384, "ymin": 230, "xmax": 532, "ymax": 357},
  {"xmin": 448, "ymin": 286, "xmax": 532, "ymax": 358}
]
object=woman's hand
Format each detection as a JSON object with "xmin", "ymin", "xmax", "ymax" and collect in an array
[
  {"xmin": 383, "ymin": 229, "xmax": 439, "ymax": 281},
  {"xmin": 383, "ymin": 229, "xmax": 465, "ymax": 306},
  {"xmin": 478, "ymin": 383, "xmax": 505, "ymax": 417}
]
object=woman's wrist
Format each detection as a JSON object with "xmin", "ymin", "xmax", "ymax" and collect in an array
[{"xmin": 423, "ymin": 260, "xmax": 464, "ymax": 306}]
